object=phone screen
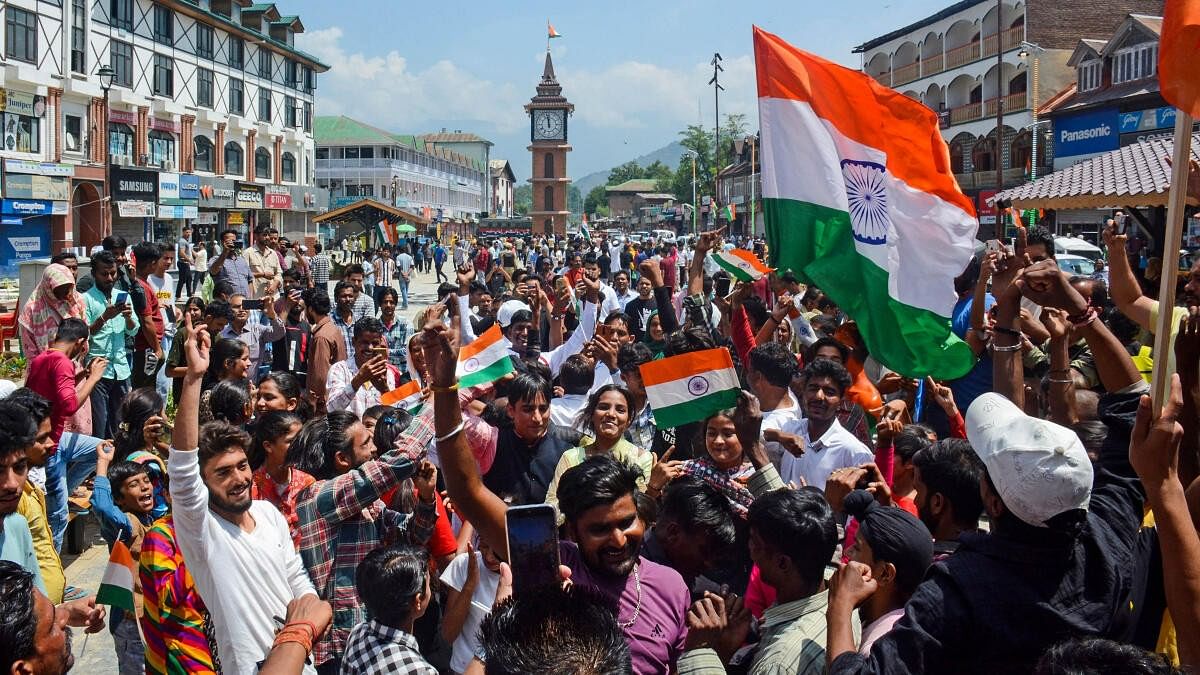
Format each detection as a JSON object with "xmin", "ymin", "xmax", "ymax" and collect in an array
[
  {"xmin": 505, "ymin": 504, "xmax": 560, "ymax": 597},
  {"xmin": 243, "ymin": 299, "xmax": 264, "ymax": 311},
  {"xmin": 115, "ymin": 291, "xmax": 129, "ymax": 305},
  {"xmin": 714, "ymin": 276, "xmax": 731, "ymax": 297}
]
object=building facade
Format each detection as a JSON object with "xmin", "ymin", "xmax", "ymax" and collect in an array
[
  {"xmin": 855, "ymin": 0, "xmax": 1161, "ymax": 229},
  {"xmin": 489, "ymin": 159, "xmax": 515, "ymax": 219},
  {"xmin": 525, "ymin": 52, "xmax": 573, "ymax": 237},
  {"xmin": 313, "ymin": 115, "xmax": 488, "ymax": 236},
  {"xmin": 0, "ymin": 0, "xmax": 329, "ymax": 264}
]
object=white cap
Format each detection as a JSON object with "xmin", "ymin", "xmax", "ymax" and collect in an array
[
  {"xmin": 0, "ymin": 380, "xmax": 17, "ymax": 399},
  {"xmin": 496, "ymin": 300, "xmax": 532, "ymax": 328},
  {"xmin": 966, "ymin": 393, "xmax": 1093, "ymax": 528}
]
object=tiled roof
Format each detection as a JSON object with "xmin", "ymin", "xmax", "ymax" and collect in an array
[
  {"xmin": 993, "ymin": 132, "xmax": 1200, "ymax": 210},
  {"xmin": 606, "ymin": 179, "xmax": 661, "ymax": 193},
  {"xmin": 313, "ymin": 116, "xmax": 401, "ymax": 146},
  {"xmin": 420, "ymin": 132, "xmax": 491, "ymax": 144}
]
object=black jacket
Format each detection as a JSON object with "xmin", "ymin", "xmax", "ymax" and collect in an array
[{"xmin": 483, "ymin": 424, "xmax": 581, "ymax": 505}]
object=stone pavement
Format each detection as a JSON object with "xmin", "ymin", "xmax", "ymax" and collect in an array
[{"xmin": 65, "ymin": 263, "xmax": 450, "ymax": 672}]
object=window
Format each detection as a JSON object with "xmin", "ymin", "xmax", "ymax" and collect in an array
[
  {"xmin": 65, "ymin": 114, "xmax": 83, "ymax": 153},
  {"xmin": 5, "ymin": 7, "xmax": 37, "ymax": 64},
  {"xmin": 286, "ymin": 61, "xmax": 299, "ymax": 88},
  {"xmin": 153, "ymin": 55, "xmax": 174, "ymax": 96},
  {"xmin": 108, "ymin": 122, "xmax": 134, "ymax": 159},
  {"xmin": 194, "ymin": 136, "xmax": 214, "ymax": 172},
  {"xmin": 543, "ymin": 186, "xmax": 554, "ymax": 211},
  {"xmin": 111, "ymin": 41, "xmax": 133, "ymax": 87},
  {"xmin": 315, "ymin": 147, "xmax": 329, "ymax": 160},
  {"xmin": 153, "ymin": 5, "xmax": 173, "ymax": 44},
  {"xmin": 1077, "ymin": 60, "xmax": 1102, "ymax": 92},
  {"xmin": 543, "ymin": 153, "xmax": 554, "ymax": 177},
  {"xmin": 196, "ymin": 24, "xmax": 214, "ymax": 59},
  {"xmin": 71, "ymin": 0, "xmax": 86, "ymax": 73},
  {"xmin": 148, "ymin": 130, "xmax": 176, "ymax": 167},
  {"xmin": 285, "ymin": 95, "xmax": 298, "ymax": 127},
  {"xmin": 197, "ymin": 68, "xmax": 214, "ymax": 108},
  {"xmin": 258, "ymin": 88, "xmax": 271, "ymax": 122},
  {"xmin": 303, "ymin": 101, "xmax": 312, "ymax": 132},
  {"xmin": 281, "ymin": 152, "xmax": 296, "ymax": 182},
  {"xmin": 344, "ymin": 146, "xmax": 359, "ymax": 159},
  {"xmin": 225, "ymin": 142, "xmax": 243, "ymax": 175},
  {"xmin": 110, "ymin": 0, "xmax": 133, "ymax": 31},
  {"xmin": 1112, "ymin": 43, "xmax": 1157, "ymax": 84},
  {"xmin": 258, "ymin": 49, "xmax": 271, "ymax": 78},
  {"xmin": 255, "ymin": 147, "xmax": 271, "ymax": 179},
  {"xmin": 229, "ymin": 79, "xmax": 244, "ymax": 115},
  {"xmin": 229, "ymin": 37, "xmax": 244, "ymax": 69},
  {"xmin": 360, "ymin": 147, "xmax": 374, "ymax": 159},
  {"xmin": 3, "ymin": 113, "xmax": 40, "ymax": 153},
  {"xmin": 303, "ymin": 66, "xmax": 314, "ymax": 92}
]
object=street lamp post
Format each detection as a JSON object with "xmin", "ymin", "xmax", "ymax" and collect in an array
[
  {"xmin": 1018, "ymin": 41, "xmax": 1044, "ymax": 226},
  {"xmin": 682, "ymin": 149, "xmax": 699, "ymax": 234},
  {"xmin": 98, "ymin": 64, "xmax": 116, "ymax": 238}
]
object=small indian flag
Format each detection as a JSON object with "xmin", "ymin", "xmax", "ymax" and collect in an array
[
  {"xmin": 640, "ymin": 348, "xmax": 740, "ymax": 429},
  {"xmin": 95, "ymin": 540, "xmax": 136, "ymax": 614},
  {"xmin": 548, "ymin": 21, "xmax": 562, "ymax": 38},
  {"xmin": 712, "ymin": 249, "xmax": 773, "ymax": 282},
  {"xmin": 724, "ymin": 204, "xmax": 736, "ymax": 221},
  {"xmin": 580, "ymin": 213, "xmax": 591, "ymax": 240},
  {"xmin": 755, "ymin": 27, "xmax": 977, "ymax": 379},
  {"xmin": 457, "ymin": 324, "xmax": 515, "ymax": 388},
  {"xmin": 375, "ymin": 220, "xmax": 393, "ymax": 246},
  {"xmin": 380, "ymin": 379, "xmax": 423, "ymax": 409}
]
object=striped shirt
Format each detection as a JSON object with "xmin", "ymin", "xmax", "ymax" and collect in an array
[
  {"xmin": 139, "ymin": 515, "xmax": 217, "ymax": 675},
  {"xmin": 294, "ymin": 407, "xmax": 439, "ymax": 666}
]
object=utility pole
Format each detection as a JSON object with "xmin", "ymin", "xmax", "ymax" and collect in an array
[
  {"xmin": 710, "ymin": 52, "xmax": 724, "ymax": 226},
  {"xmin": 994, "ymin": 0, "xmax": 1004, "ymax": 239}
]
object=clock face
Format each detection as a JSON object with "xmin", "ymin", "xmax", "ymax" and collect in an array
[{"xmin": 533, "ymin": 109, "xmax": 565, "ymax": 141}]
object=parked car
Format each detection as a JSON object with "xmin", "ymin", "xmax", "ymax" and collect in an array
[
  {"xmin": 652, "ymin": 229, "xmax": 677, "ymax": 244},
  {"xmin": 1057, "ymin": 253, "xmax": 1097, "ymax": 276},
  {"xmin": 1054, "ymin": 236, "xmax": 1103, "ymax": 262}
]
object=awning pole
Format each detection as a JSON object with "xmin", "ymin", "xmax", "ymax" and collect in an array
[{"xmin": 1150, "ymin": 110, "xmax": 1194, "ymax": 411}]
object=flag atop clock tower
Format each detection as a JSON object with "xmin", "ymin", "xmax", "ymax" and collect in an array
[{"xmin": 525, "ymin": 50, "xmax": 574, "ymax": 237}]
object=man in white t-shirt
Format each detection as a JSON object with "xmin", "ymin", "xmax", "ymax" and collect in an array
[
  {"xmin": 747, "ymin": 343, "xmax": 805, "ymax": 470},
  {"xmin": 440, "ymin": 543, "xmax": 502, "ymax": 674},
  {"xmin": 780, "ymin": 359, "xmax": 872, "ymax": 489},
  {"xmin": 148, "ymin": 246, "xmax": 178, "ymax": 403},
  {"xmin": 168, "ymin": 324, "xmax": 322, "ymax": 675}
]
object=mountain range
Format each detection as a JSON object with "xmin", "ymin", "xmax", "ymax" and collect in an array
[{"xmin": 572, "ymin": 140, "xmax": 687, "ymax": 194}]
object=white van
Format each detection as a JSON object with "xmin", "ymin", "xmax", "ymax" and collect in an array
[
  {"xmin": 1054, "ymin": 236, "xmax": 1103, "ymax": 262},
  {"xmin": 652, "ymin": 229, "xmax": 677, "ymax": 244}
]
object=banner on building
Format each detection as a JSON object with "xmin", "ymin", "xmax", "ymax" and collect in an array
[
  {"xmin": 111, "ymin": 167, "xmax": 158, "ymax": 202},
  {"xmin": 265, "ymin": 185, "xmax": 292, "ymax": 209},
  {"xmin": 117, "ymin": 201, "xmax": 156, "ymax": 218},
  {"xmin": 3, "ymin": 174, "xmax": 69, "ymax": 201},
  {"xmin": 235, "ymin": 183, "xmax": 264, "ymax": 209},
  {"xmin": 195, "ymin": 211, "xmax": 218, "ymax": 225},
  {"xmin": 157, "ymin": 205, "xmax": 198, "ymax": 219},
  {"xmin": 3, "ymin": 160, "xmax": 73, "ymax": 177}
]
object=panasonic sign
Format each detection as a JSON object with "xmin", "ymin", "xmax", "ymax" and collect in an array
[{"xmin": 1053, "ymin": 107, "xmax": 1120, "ymax": 157}]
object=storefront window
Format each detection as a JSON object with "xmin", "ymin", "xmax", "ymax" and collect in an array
[
  {"xmin": 148, "ymin": 130, "xmax": 176, "ymax": 168},
  {"xmin": 2, "ymin": 112, "xmax": 41, "ymax": 153},
  {"xmin": 108, "ymin": 122, "xmax": 134, "ymax": 160}
]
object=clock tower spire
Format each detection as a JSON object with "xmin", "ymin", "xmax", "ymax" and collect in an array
[{"xmin": 525, "ymin": 50, "xmax": 573, "ymax": 237}]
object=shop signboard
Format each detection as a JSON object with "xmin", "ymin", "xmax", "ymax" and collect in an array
[
  {"xmin": 235, "ymin": 183, "xmax": 264, "ymax": 209},
  {"xmin": 117, "ymin": 201, "xmax": 156, "ymax": 218},
  {"xmin": 1052, "ymin": 107, "xmax": 1119, "ymax": 158},
  {"xmin": 1, "ymin": 199, "xmax": 66, "ymax": 216},
  {"xmin": 0, "ymin": 89, "xmax": 43, "ymax": 117},
  {"xmin": 107, "ymin": 109, "xmax": 137, "ymax": 125},
  {"xmin": 158, "ymin": 172, "xmax": 181, "ymax": 201},
  {"xmin": 179, "ymin": 174, "xmax": 201, "ymax": 200},
  {"xmin": 977, "ymin": 189, "xmax": 997, "ymax": 226},
  {"xmin": 265, "ymin": 185, "xmax": 292, "ymax": 209},
  {"xmin": 195, "ymin": 211, "xmax": 218, "ymax": 225},
  {"xmin": 227, "ymin": 211, "xmax": 246, "ymax": 225},
  {"xmin": 199, "ymin": 181, "xmax": 236, "ymax": 208},
  {"xmin": 3, "ymin": 174, "xmax": 69, "ymax": 201},
  {"xmin": 111, "ymin": 167, "xmax": 159, "ymax": 202},
  {"xmin": 331, "ymin": 196, "xmax": 360, "ymax": 209},
  {"xmin": 3, "ymin": 160, "xmax": 73, "ymax": 177},
  {"xmin": 157, "ymin": 205, "xmax": 198, "ymax": 219},
  {"xmin": 0, "ymin": 216, "xmax": 49, "ymax": 274}
]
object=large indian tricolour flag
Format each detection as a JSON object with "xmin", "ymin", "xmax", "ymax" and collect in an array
[{"xmin": 754, "ymin": 27, "xmax": 978, "ymax": 379}]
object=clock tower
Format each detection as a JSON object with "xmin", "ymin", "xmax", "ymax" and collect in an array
[{"xmin": 525, "ymin": 51, "xmax": 573, "ymax": 236}]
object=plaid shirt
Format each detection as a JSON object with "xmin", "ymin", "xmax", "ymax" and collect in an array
[
  {"xmin": 341, "ymin": 619, "xmax": 438, "ymax": 675},
  {"xmin": 294, "ymin": 408, "xmax": 437, "ymax": 666},
  {"xmin": 250, "ymin": 467, "xmax": 316, "ymax": 550},
  {"xmin": 332, "ymin": 310, "xmax": 357, "ymax": 361},
  {"xmin": 380, "ymin": 315, "xmax": 411, "ymax": 374},
  {"xmin": 310, "ymin": 253, "xmax": 331, "ymax": 285}
]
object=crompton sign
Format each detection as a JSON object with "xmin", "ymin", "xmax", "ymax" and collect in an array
[{"xmin": 1053, "ymin": 108, "xmax": 1119, "ymax": 158}]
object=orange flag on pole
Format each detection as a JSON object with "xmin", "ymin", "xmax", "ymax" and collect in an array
[{"xmin": 1160, "ymin": 0, "xmax": 1200, "ymax": 118}]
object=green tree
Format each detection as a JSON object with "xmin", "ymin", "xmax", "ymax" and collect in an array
[
  {"xmin": 514, "ymin": 184, "xmax": 532, "ymax": 215},
  {"xmin": 607, "ymin": 161, "xmax": 645, "ymax": 186},
  {"xmin": 644, "ymin": 160, "xmax": 673, "ymax": 183},
  {"xmin": 584, "ymin": 183, "xmax": 609, "ymax": 216},
  {"xmin": 715, "ymin": 113, "xmax": 750, "ymax": 173},
  {"xmin": 567, "ymin": 183, "xmax": 583, "ymax": 213}
]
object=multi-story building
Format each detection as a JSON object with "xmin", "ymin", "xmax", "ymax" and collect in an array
[
  {"xmin": 421, "ymin": 130, "xmax": 493, "ymax": 218},
  {"xmin": 605, "ymin": 178, "xmax": 675, "ymax": 230},
  {"xmin": 489, "ymin": 159, "xmax": 515, "ymax": 218},
  {"xmin": 313, "ymin": 115, "xmax": 488, "ymax": 232},
  {"xmin": 0, "ymin": 0, "xmax": 329, "ymax": 265},
  {"xmin": 855, "ymin": 0, "xmax": 1161, "ymax": 228}
]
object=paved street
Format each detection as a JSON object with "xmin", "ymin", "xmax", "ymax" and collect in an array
[{"xmin": 65, "ymin": 263, "xmax": 448, "ymax": 672}]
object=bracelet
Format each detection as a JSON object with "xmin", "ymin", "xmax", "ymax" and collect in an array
[
  {"xmin": 272, "ymin": 627, "xmax": 312, "ymax": 655},
  {"xmin": 1047, "ymin": 376, "xmax": 1074, "ymax": 384},
  {"xmin": 436, "ymin": 421, "xmax": 465, "ymax": 443},
  {"xmin": 994, "ymin": 326, "xmax": 1021, "ymax": 337},
  {"xmin": 990, "ymin": 342, "xmax": 1022, "ymax": 352},
  {"xmin": 430, "ymin": 382, "xmax": 459, "ymax": 393},
  {"xmin": 285, "ymin": 620, "xmax": 319, "ymax": 640}
]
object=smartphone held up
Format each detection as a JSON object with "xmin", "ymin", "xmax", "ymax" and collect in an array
[{"xmin": 505, "ymin": 504, "xmax": 561, "ymax": 598}]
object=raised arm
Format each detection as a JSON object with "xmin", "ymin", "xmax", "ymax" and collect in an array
[
  {"xmin": 166, "ymin": 316, "xmax": 211, "ymax": 540},
  {"xmin": 1040, "ymin": 308, "xmax": 1078, "ymax": 427},
  {"xmin": 1102, "ymin": 223, "xmax": 1154, "ymax": 329}
]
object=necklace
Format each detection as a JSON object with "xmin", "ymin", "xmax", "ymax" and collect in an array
[{"xmin": 617, "ymin": 563, "xmax": 643, "ymax": 628}]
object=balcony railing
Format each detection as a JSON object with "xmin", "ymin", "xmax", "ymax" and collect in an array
[
  {"xmin": 892, "ymin": 62, "xmax": 921, "ymax": 86},
  {"xmin": 983, "ymin": 26, "xmax": 1025, "ymax": 59},
  {"xmin": 945, "ymin": 41, "xmax": 979, "ymax": 69},
  {"xmin": 949, "ymin": 101, "xmax": 983, "ymax": 124},
  {"xmin": 867, "ymin": 24, "xmax": 1025, "ymax": 88},
  {"xmin": 922, "ymin": 53, "xmax": 944, "ymax": 76},
  {"xmin": 945, "ymin": 91, "xmax": 1028, "ymax": 126},
  {"xmin": 984, "ymin": 91, "xmax": 1028, "ymax": 116}
]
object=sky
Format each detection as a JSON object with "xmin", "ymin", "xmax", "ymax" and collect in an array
[{"xmin": 291, "ymin": 0, "xmax": 952, "ymax": 182}]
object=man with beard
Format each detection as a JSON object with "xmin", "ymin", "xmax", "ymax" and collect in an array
[
  {"xmin": 82, "ymin": 251, "xmax": 141, "ymax": 440},
  {"xmin": 167, "ymin": 317, "xmax": 320, "ymax": 674},
  {"xmin": 0, "ymin": 561, "xmax": 108, "ymax": 675},
  {"xmin": 271, "ymin": 269, "xmax": 311, "ymax": 386},
  {"xmin": 910, "ymin": 439, "xmax": 986, "ymax": 557},
  {"xmin": 421, "ymin": 322, "xmax": 691, "ymax": 673}
]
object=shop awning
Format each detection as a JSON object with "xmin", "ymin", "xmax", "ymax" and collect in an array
[
  {"xmin": 311, "ymin": 198, "xmax": 431, "ymax": 227},
  {"xmin": 991, "ymin": 131, "xmax": 1200, "ymax": 210}
]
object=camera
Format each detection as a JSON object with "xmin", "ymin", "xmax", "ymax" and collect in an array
[{"xmin": 995, "ymin": 197, "xmax": 1012, "ymax": 210}]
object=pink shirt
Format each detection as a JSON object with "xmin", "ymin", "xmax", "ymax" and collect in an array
[{"xmin": 25, "ymin": 349, "xmax": 79, "ymax": 447}]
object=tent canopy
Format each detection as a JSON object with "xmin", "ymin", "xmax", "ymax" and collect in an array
[
  {"xmin": 991, "ymin": 131, "xmax": 1200, "ymax": 210},
  {"xmin": 311, "ymin": 198, "xmax": 431, "ymax": 226}
]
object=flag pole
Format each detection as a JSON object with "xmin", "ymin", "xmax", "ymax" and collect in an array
[{"xmin": 1150, "ymin": 109, "xmax": 1194, "ymax": 410}]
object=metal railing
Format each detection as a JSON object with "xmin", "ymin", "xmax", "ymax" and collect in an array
[
  {"xmin": 892, "ymin": 62, "xmax": 921, "ymax": 86},
  {"xmin": 866, "ymin": 25, "xmax": 1024, "ymax": 88}
]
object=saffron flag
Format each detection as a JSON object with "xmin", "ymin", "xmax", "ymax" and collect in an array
[
  {"xmin": 1160, "ymin": 0, "xmax": 1200, "ymax": 118},
  {"xmin": 375, "ymin": 220, "xmax": 392, "ymax": 246},
  {"xmin": 712, "ymin": 248, "xmax": 773, "ymax": 282},
  {"xmin": 548, "ymin": 21, "xmax": 563, "ymax": 39},
  {"xmin": 640, "ymin": 348, "xmax": 740, "ymax": 429},
  {"xmin": 95, "ymin": 540, "xmax": 136, "ymax": 614},
  {"xmin": 380, "ymin": 379, "xmax": 423, "ymax": 409},
  {"xmin": 724, "ymin": 204, "xmax": 736, "ymax": 221},
  {"xmin": 457, "ymin": 324, "xmax": 515, "ymax": 388},
  {"xmin": 754, "ymin": 26, "xmax": 977, "ymax": 379},
  {"xmin": 580, "ymin": 213, "xmax": 592, "ymax": 240}
]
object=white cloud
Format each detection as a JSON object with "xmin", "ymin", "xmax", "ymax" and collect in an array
[{"xmin": 298, "ymin": 27, "xmax": 527, "ymax": 134}]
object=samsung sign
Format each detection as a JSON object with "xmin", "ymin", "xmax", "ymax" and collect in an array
[{"xmin": 1054, "ymin": 108, "xmax": 1120, "ymax": 158}]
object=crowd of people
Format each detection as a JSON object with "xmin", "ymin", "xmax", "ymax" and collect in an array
[{"xmin": 1, "ymin": 207, "xmax": 1199, "ymax": 675}]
